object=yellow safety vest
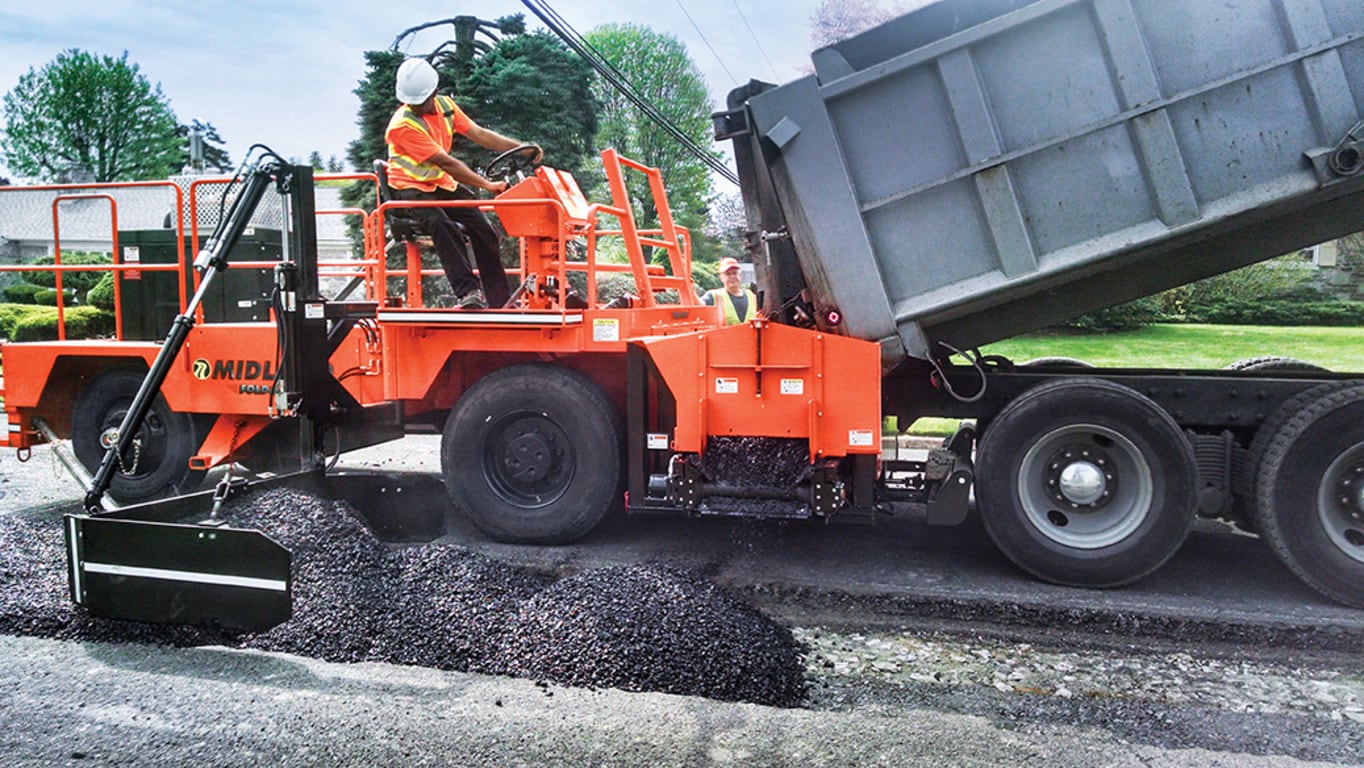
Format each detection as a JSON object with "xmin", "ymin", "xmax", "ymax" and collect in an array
[
  {"xmin": 386, "ymin": 95, "xmax": 463, "ymax": 190},
  {"xmin": 708, "ymin": 288, "xmax": 757, "ymax": 325}
]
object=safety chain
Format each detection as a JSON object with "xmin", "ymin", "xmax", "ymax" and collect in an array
[{"xmin": 115, "ymin": 438, "xmax": 142, "ymax": 477}]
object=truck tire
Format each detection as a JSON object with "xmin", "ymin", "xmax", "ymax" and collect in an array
[
  {"xmin": 1231, "ymin": 381, "xmax": 1356, "ymax": 529},
  {"xmin": 70, "ymin": 370, "xmax": 205, "ymax": 503},
  {"xmin": 1223, "ymin": 356, "xmax": 1328, "ymax": 372},
  {"xmin": 442, "ymin": 363, "xmax": 621, "ymax": 544},
  {"xmin": 974, "ymin": 378, "xmax": 1196, "ymax": 587},
  {"xmin": 1253, "ymin": 385, "xmax": 1364, "ymax": 607}
]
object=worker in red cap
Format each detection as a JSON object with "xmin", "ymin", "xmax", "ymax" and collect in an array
[
  {"xmin": 702, "ymin": 257, "xmax": 758, "ymax": 325},
  {"xmin": 386, "ymin": 57, "xmax": 541, "ymax": 309}
]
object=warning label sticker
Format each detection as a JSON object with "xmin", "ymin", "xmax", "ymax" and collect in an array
[
  {"xmin": 647, "ymin": 433, "xmax": 669, "ymax": 450},
  {"xmin": 848, "ymin": 429, "xmax": 876, "ymax": 447},
  {"xmin": 715, "ymin": 377, "xmax": 739, "ymax": 395},
  {"xmin": 780, "ymin": 378, "xmax": 804, "ymax": 395},
  {"xmin": 593, "ymin": 318, "xmax": 620, "ymax": 342}
]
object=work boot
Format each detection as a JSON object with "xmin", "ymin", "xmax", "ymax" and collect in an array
[{"xmin": 457, "ymin": 289, "xmax": 487, "ymax": 310}]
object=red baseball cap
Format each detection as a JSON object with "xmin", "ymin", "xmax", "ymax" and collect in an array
[{"xmin": 717, "ymin": 257, "xmax": 742, "ymax": 273}]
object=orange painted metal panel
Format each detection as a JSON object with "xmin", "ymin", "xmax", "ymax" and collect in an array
[{"xmin": 640, "ymin": 319, "xmax": 881, "ymax": 458}]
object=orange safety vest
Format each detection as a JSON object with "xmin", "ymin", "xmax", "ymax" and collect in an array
[
  {"xmin": 385, "ymin": 95, "xmax": 471, "ymax": 192},
  {"xmin": 707, "ymin": 288, "xmax": 757, "ymax": 325}
]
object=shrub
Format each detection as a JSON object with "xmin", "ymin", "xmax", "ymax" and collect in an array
[
  {"xmin": 20, "ymin": 251, "xmax": 113, "ymax": 293},
  {"xmin": 34, "ymin": 288, "xmax": 77, "ymax": 306},
  {"xmin": 1197, "ymin": 299, "xmax": 1364, "ymax": 326},
  {"xmin": 1060, "ymin": 296, "xmax": 1163, "ymax": 332},
  {"xmin": 0, "ymin": 304, "xmax": 41, "ymax": 338},
  {"xmin": 9, "ymin": 305, "xmax": 115, "ymax": 342},
  {"xmin": 87, "ymin": 273, "xmax": 116, "ymax": 311},
  {"xmin": 2, "ymin": 283, "xmax": 43, "ymax": 304}
]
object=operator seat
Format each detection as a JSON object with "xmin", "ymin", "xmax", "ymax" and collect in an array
[{"xmin": 373, "ymin": 159, "xmax": 468, "ymax": 243}]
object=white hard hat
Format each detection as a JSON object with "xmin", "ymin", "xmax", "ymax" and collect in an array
[{"xmin": 395, "ymin": 58, "xmax": 439, "ymax": 105}]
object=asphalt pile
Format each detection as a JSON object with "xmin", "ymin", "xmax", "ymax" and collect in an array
[
  {"xmin": 493, "ymin": 565, "xmax": 808, "ymax": 704},
  {"xmin": 0, "ymin": 488, "xmax": 807, "ymax": 707}
]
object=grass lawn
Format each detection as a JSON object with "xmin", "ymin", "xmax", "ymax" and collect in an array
[
  {"xmin": 897, "ymin": 323, "xmax": 1364, "ymax": 435},
  {"xmin": 976, "ymin": 324, "xmax": 1364, "ymax": 371}
]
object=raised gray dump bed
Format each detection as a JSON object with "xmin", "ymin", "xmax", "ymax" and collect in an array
[{"xmin": 738, "ymin": 0, "xmax": 1364, "ymax": 360}]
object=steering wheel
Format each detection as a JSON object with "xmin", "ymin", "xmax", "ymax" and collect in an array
[{"xmin": 484, "ymin": 144, "xmax": 542, "ymax": 183}]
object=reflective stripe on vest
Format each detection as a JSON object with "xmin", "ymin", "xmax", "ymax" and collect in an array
[
  {"xmin": 708, "ymin": 288, "xmax": 756, "ymax": 325},
  {"xmin": 386, "ymin": 95, "xmax": 461, "ymax": 185}
]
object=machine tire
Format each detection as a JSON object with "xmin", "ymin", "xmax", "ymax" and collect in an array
[
  {"xmin": 974, "ymin": 378, "xmax": 1197, "ymax": 587},
  {"xmin": 70, "ymin": 370, "xmax": 206, "ymax": 503},
  {"xmin": 1253, "ymin": 385, "xmax": 1364, "ymax": 608},
  {"xmin": 442, "ymin": 363, "xmax": 621, "ymax": 544},
  {"xmin": 1224, "ymin": 356, "xmax": 1328, "ymax": 373}
]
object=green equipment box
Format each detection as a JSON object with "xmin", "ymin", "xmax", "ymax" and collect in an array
[{"xmin": 116, "ymin": 228, "xmax": 281, "ymax": 340}]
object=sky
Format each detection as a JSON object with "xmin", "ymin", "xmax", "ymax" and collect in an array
[{"xmin": 0, "ymin": 0, "xmax": 844, "ymax": 184}]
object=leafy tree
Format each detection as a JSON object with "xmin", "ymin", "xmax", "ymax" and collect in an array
[
  {"xmin": 1, "ymin": 50, "xmax": 182, "ymax": 182},
  {"xmin": 308, "ymin": 150, "xmax": 325, "ymax": 170},
  {"xmin": 583, "ymin": 24, "xmax": 716, "ymax": 247},
  {"xmin": 327, "ymin": 155, "xmax": 343, "ymax": 173},
  {"xmin": 810, "ymin": 0, "xmax": 893, "ymax": 49}
]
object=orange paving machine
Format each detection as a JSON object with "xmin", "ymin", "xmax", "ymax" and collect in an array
[{"xmin": 0, "ymin": 147, "xmax": 898, "ymax": 630}]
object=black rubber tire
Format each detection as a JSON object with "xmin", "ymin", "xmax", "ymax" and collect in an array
[
  {"xmin": 70, "ymin": 370, "xmax": 206, "ymax": 503},
  {"xmin": 1253, "ymin": 385, "xmax": 1364, "ymax": 608},
  {"xmin": 1232, "ymin": 381, "xmax": 1357, "ymax": 514},
  {"xmin": 974, "ymin": 378, "xmax": 1197, "ymax": 587},
  {"xmin": 1223, "ymin": 356, "xmax": 1328, "ymax": 373},
  {"xmin": 1020, "ymin": 357, "xmax": 1094, "ymax": 369},
  {"xmin": 441, "ymin": 363, "xmax": 621, "ymax": 544}
]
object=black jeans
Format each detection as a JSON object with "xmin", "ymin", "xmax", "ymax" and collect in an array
[{"xmin": 392, "ymin": 185, "xmax": 509, "ymax": 308}]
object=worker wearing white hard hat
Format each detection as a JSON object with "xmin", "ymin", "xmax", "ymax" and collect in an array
[
  {"xmin": 702, "ymin": 257, "xmax": 757, "ymax": 325},
  {"xmin": 385, "ymin": 58, "xmax": 542, "ymax": 309}
]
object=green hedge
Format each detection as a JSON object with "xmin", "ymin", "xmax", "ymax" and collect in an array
[
  {"xmin": 34, "ymin": 288, "xmax": 77, "ymax": 306},
  {"xmin": 2, "ymin": 283, "xmax": 43, "ymax": 304},
  {"xmin": 1194, "ymin": 299, "xmax": 1364, "ymax": 326},
  {"xmin": 87, "ymin": 272, "xmax": 116, "ymax": 311},
  {"xmin": 0, "ymin": 304, "xmax": 115, "ymax": 341},
  {"xmin": 20, "ymin": 252, "xmax": 113, "ymax": 293}
]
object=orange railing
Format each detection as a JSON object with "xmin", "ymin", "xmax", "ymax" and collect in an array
[{"xmin": 1, "ymin": 153, "xmax": 695, "ymax": 336}]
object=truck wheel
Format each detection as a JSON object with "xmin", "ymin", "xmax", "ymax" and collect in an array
[
  {"xmin": 1231, "ymin": 381, "xmax": 1356, "ymax": 530},
  {"xmin": 1224, "ymin": 356, "xmax": 1327, "ymax": 372},
  {"xmin": 975, "ymin": 378, "xmax": 1196, "ymax": 587},
  {"xmin": 1254, "ymin": 385, "xmax": 1364, "ymax": 607},
  {"xmin": 442, "ymin": 363, "xmax": 621, "ymax": 544},
  {"xmin": 71, "ymin": 370, "xmax": 205, "ymax": 503}
]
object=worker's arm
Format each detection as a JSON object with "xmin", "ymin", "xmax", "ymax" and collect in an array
[
  {"xmin": 425, "ymin": 150, "xmax": 508, "ymax": 194},
  {"xmin": 465, "ymin": 123, "xmax": 543, "ymax": 162}
]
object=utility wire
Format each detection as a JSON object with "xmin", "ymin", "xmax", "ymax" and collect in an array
[
  {"xmin": 673, "ymin": 0, "xmax": 739, "ymax": 87},
  {"xmin": 729, "ymin": 0, "xmax": 781, "ymax": 81},
  {"xmin": 521, "ymin": 0, "xmax": 739, "ymax": 186}
]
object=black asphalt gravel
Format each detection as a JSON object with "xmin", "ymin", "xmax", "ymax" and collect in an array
[{"xmin": 0, "ymin": 488, "xmax": 808, "ymax": 707}]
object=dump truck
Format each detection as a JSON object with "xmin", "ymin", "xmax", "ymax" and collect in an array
[{"xmin": 0, "ymin": 0, "xmax": 1361, "ymax": 631}]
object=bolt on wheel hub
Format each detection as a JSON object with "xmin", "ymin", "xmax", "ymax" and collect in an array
[{"xmin": 1045, "ymin": 445, "xmax": 1116, "ymax": 509}]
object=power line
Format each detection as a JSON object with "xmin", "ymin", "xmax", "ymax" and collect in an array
[
  {"xmin": 521, "ymin": 0, "xmax": 739, "ymax": 186},
  {"xmin": 673, "ymin": 0, "xmax": 739, "ymax": 87},
  {"xmin": 729, "ymin": 0, "xmax": 781, "ymax": 81}
]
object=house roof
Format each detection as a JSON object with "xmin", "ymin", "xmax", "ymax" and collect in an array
[{"xmin": 0, "ymin": 177, "xmax": 356, "ymax": 248}]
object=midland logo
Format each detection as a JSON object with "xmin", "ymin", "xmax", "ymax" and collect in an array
[{"xmin": 192, "ymin": 358, "xmax": 276, "ymax": 394}]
